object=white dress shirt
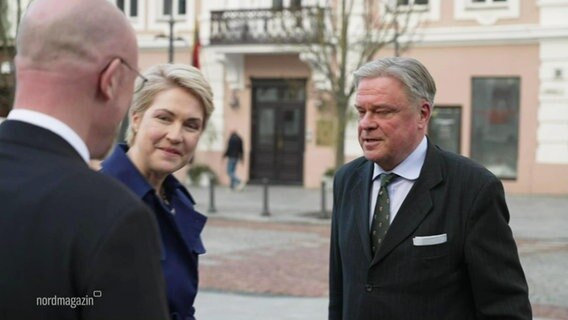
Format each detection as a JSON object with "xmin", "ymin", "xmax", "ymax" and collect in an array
[
  {"xmin": 369, "ymin": 136, "xmax": 428, "ymax": 231},
  {"xmin": 7, "ymin": 109, "xmax": 90, "ymax": 163}
]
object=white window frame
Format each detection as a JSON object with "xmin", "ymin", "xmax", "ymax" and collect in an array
[
  {"xmin": 113, "ymin": 0, "xmax": 144, "ymax": 30},
  {"xmin": 396, "ymin": 0, "xmax": 430, "ymax": 11},
  {"xmin": 467, "ymin": 0, "xmax": 509, "ymax": 10},
  {"xmin": 455, "ymin": 0, "xmax": 518, "ymax": 25},
  {"xmin": 115, "ymin": 0, "xmax": 139, "ymax": 18},
  {"xmin": 382, "ymin": 0, "xmax": 440, "ymax": 22},
  {"xmin": 148, "ymin": 0, "xmax": 193, "ymax": 34},
  {"xmin": 158, "ymin": 0, "xmax": 188, "ymax": 21}
]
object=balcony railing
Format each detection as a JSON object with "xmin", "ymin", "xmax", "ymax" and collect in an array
[{"xmin": 210, "ymin": 6, "xmax": 327, "ymax": 45}]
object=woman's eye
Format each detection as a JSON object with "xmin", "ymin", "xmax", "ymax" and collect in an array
[{"xmin": 184, "ymin": 123, "xmax": 200, "ymax": 131}]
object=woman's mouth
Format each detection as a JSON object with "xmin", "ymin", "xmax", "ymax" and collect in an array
[{"xmin": 160, "ymin": 147, "xmax": 182, "ymax": 156}]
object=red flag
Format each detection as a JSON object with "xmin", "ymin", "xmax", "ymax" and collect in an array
[{"xmin": 191, "ymin": 19, "xmax": 200, "ymax": 69}]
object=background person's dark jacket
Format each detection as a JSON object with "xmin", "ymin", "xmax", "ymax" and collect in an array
[{"xmin": 223, "ymin": 132, "xmax": 243, "ymax": 161}]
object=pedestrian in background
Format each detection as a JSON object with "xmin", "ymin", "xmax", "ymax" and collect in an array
[
  {"xmin": 0, "ymin": 0, "xmax": 169, "ymax": 319},
  {"xmin": 224, "ymin": 130, "xmax": 245, "ymax": 191},
  {"xmin": 101, "ymin": 63, "xmax": 214, "ymax": 320},
  {"xmin": 329, "ymin": 57, "xmax": 531, "ymax": 319}
]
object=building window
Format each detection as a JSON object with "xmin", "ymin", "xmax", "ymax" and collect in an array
[
  {"xmin": 468, "ymin": 0, "xmax": 508, "ymax": 8},
  {"xmin": 455, "ymin": 0, "xmax": 518, "ymax": 24},
  {"xmin": 396, "ymin": 0, "xmax": 430, "ymax": 12},
  {"xmin": 397, "ymin": 0, "xmax": 429, "ymax": 6},
  {"xmin": 273, "ymin": 0, "xmax": 284, "ymax": 9},
  {"xmin": 429, "ymin": 106, "xmax": 461, "ymax": 155},
  {"xmin": 385, "ymin": 0, "xmax": 440, "ymax": 21},
  {"xmin": 116, "ymin": 0, "xmax": 138, "ymax": 17},
  {"xmin": 163, "ymin": 0, "xmax": 187, "ymax": 16},
  {"xmin": 178, "ymin": 0, "xmax": 186, "ymax": 15},
  {"xmin": 290, "ymin": 0, "xmax": 302, "ymax": 9},
  {"xmin": 471, "ymin": 77, "xmax": 520, "ymax": 180},
  {"xmin": 472, "ymin": 0, "xmax": 507, "ymax": 3}
]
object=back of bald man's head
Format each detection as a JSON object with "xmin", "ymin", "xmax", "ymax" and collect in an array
[{"xmin": 16, "ymin": 0, "xmax": 136, "ymax": 73}]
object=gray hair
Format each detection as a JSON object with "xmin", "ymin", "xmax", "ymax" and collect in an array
[
  {"xmin": 353, "ymin": 57, "xmax": 436, "ymax": 107},
  {"xmin": 126, "ymin": 63, "xmax": 214, "ymax": 146}
]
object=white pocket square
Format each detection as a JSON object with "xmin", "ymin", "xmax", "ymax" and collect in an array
[{"xmin": 413, "ymin": 234, "xmax": 447, "ymax": 246}]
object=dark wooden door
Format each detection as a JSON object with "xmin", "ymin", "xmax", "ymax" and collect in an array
[{"xmin": 250, "ymin": 79, "xmax": 306, "ymax": 185}]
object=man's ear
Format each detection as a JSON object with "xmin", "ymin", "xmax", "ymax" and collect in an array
[
  {"xmin": 99, "ymin": 58, "xmax": 122, "ymax": 100},
  {"xmin": 418, "ymin": 101, "xmax": 432, "ymax": 130}
]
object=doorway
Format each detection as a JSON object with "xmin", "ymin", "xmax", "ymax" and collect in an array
[{"xmin": 249, "ymin": 79, "xmax": 306, "ymax": 185}]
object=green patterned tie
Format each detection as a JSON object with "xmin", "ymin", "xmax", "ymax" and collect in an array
[{"xmin": 371, "ymin": 173, "xmax": 397, "ymax": 255}]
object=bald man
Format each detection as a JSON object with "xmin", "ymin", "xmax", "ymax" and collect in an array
[{"xmin": 0, "ymin": 0, "xmax": 169, "ymax": 319}]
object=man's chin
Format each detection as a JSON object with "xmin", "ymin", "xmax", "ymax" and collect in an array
[{"xmin": 363, "ymin": 151, "xmax": 382, "ymax": 163}]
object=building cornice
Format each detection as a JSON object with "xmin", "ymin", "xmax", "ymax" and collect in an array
[
  {"xmin": 412, "ymin": 24, "xmax": 568, "ymax": 47},
  {"xmin": 201, "ymin": 24, "xmax": 568, "ymax": 53},
  {"xmin": 201, "ymin": 44, "xmax": 304, "ymax": 55}
]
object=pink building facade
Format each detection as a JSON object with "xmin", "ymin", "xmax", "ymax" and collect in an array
[{"xmin": 111, "ymin": 0, "xmax": 568, "ymax": 195}]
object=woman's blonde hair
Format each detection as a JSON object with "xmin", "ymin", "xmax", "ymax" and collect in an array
[{"xmin": 125, "ymin": 63, "xmax": 214, "ymax": 146}]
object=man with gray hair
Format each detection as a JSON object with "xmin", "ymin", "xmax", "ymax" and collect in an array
[
  {"xmin": 0, "ymin": 0, "xmax": 168, "ymax": 318},
  {"xmin": 329, "ymin": 57, "xmax": 531, "ymax": 319}
]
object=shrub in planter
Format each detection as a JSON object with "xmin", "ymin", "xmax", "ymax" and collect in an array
[
  {"xmin": 187, "ymin": 164, "xmax": 218, "ymax": 186},
  {"xmin": 323, "ymin": 167, "xmax": 335, "ymax": 178},
  {"xmin": 322, "ymin": 167, "xmax": 335, "ymax": 190}
]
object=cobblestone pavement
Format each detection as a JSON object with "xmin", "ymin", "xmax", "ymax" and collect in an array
[
  {"xmin": 192, "ymin": 186, "xmax": 568, "ymax": 319},
  {"xmin": 200, "ymin": 219, "xmax": 330, "ymax": 298}
]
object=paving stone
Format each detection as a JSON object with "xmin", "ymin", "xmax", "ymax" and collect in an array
[{"xmin": 191, "ymin": 186, "xmax": 568, "ymax": 319}]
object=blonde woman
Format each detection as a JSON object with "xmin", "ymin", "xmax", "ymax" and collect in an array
[{"xmin": 101, "ymin": 64, "xmax": 214, "ymax": 320}]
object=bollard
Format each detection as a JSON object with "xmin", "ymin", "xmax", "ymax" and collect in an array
[
  {"xmin": 321, "ymin": 180, "xmax": 328, "ymax": 219},
  {"xmin": 207, "ymin": 173, "xmax": 217, "ymax": 213},
  {"xmin": 261, "ymin": 178, "xmax": 270, "ymax": 217}
]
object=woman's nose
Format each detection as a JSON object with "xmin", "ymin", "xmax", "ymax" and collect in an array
[{"xmin": 166, "ymin": 124, "xmax": 183, "ymax": 142}]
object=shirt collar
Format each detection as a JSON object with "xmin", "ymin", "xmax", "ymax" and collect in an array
[
  {"xmin": 101, "ymin": 144, "xmax": 154, "ymax": 198},
  {"xmin": 7, "ymin": 109, "xmax": 90, "ymax": 163},
  {"xmin": 372, "ymin": 136, "xmax": 428, "ymax": 181}
]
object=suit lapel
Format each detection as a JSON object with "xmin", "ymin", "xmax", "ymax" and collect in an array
[
  {"xmin": 351, "ymin": 160, "xmax": 374, "ymax": 263},
  {"xmin": 371, "ymin": 141, "xmax": 444, "ymax": 266}
]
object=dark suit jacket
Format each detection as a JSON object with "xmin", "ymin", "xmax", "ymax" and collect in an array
[
  {"xmin": 0, "ymin": 120, "xmax": 169, "ymax": 320},
  {"xmin": 329, "ymin": 139, "xmax": 531, "ymax": 320}
]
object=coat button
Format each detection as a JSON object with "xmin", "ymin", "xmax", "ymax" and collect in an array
[{"xmin": 365, "ymin": 284, "xmax": 373, "ymax": 292}]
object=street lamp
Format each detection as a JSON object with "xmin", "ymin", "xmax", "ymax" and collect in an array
[
  {"xmin": 167, "ymin": 4, "xmax": 174, "ymax": 63},
  {"xmin": 155, "ymin": 0, "xmax": 188, "ymax": 63},
  {"xmin": 155, "ymin": 0, "xmax": 176, "ymax": 63},
  {"xmin": 155, "ymin": 33, "xmax": 187, "ymax": 63}
]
